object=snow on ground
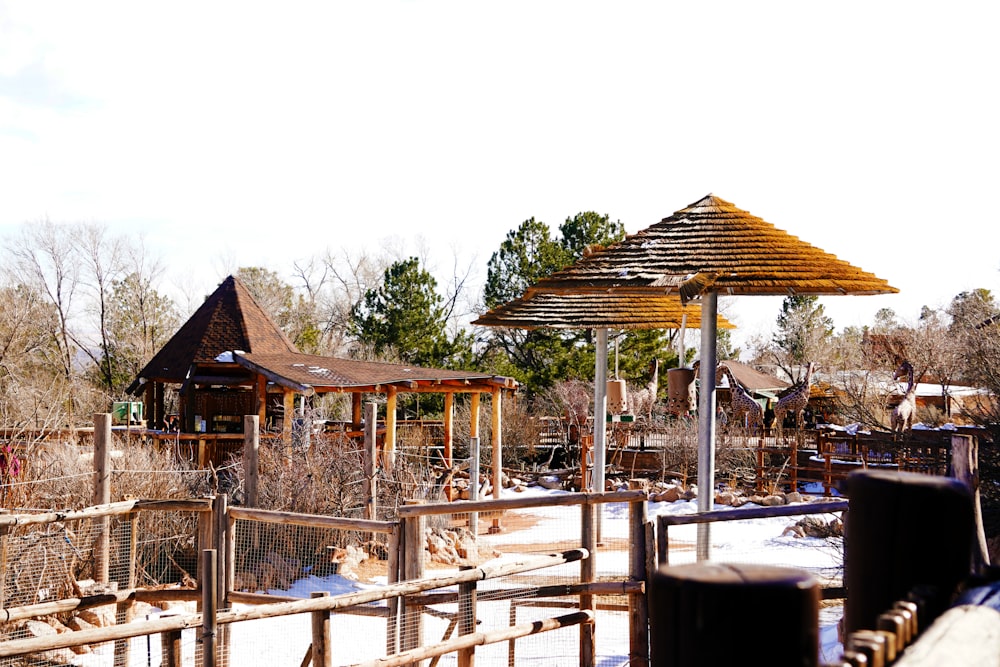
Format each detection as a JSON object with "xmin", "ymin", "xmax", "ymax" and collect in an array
[{"xmin": 75, "ymin": 483, "xmax": 846, "ymax": 665}]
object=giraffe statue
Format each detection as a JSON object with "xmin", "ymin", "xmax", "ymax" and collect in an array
[
  {"xmin": 774, "ymin": 362, "xmax": 816, "ymax": 439},
  {"xmin": 628, "ymin": 358, "xmax": 659, "ymax": 420},
  {"xmin": 718, "ymin": 364, "xmax": 763, "ymax": 431},
  {"xmin": 890, "ymin": 360, "xmax": 917, "ymax": 435}
]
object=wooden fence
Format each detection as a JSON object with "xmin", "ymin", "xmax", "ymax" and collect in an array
[{"xmin": 0, "ymin": 488, "xmax": 652, "ymax": 667}]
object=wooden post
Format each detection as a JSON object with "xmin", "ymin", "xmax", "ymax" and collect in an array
[
  {"xmin": 364, "ymin": 403, "xmax": 378, "ymax": 521},
  {"xmin": 114, "ymin": 512, "xmax": 139, "ymax": 666},
  {"xmin": 401, "ymin": 501, "xmax": 426, "ymax": 664},
  {"xmin": 213, "ymin": 495, "xmax": 228, "ymax": 610},
  {"xmin": 469, "ymin": 436, "xmax": 480, "ymax": 539},
  {"xmin": 282, "ymin": 389, "xmax": 295, "ymax": 463},
  {"xmin": 386, "ymin": 524, "xmax": 401, "ymax": 656},
  {"xmin": 256, "ymin": 376, "xmax": 267, "ymax": 427},
  {"xmin": 201, "ymin": 549, "xmax": 217, "ymax": 667},
  {"xmin": 579, "ymin": 502, "xmax": 595, "ymax": 667},
  {"xmin": 629, "ymin": 500, "xmax": 649, "ymax": 667},
  {"xmin": 162, "ymin": 629, "xmax": 183, "ymax": 667},
  {"xmin": 469, "ymin": 393, "xmax": 480, "ymax": 440},
  {"xmin": 490, "ymin": 388, "xmax": 503, "ymax": 534},
  {"xmin": 0, "ymin": 522, "xmax": 7, "ymax": 610},
  {"xmin": 491, "ymin": 388, "xmax": 502, "ymax": 502},
  {"xmin": 457, "ymin": 565, "xmax": 476, "ymax": 667},
  {"xmin": 657, "ymin": 517, "xmax": 670, "ymax": 567},
  {"xmin": 94, "ymin": 413, "xmax": 112, "ymax": 585},
  {"xmin": 385, "ymin": 386, "xmax": 398, "ymax": 471},
  {"xmin": 243, "ymin": 415, "xmax": 260, "ymax": 508},
  {"xmin": 443, "ymin": 392, "xmax": 454, "ymax": 500},
  {"xmin": 197, "ymin": 500, "xmax": 214, "ymax": 600},
  {"xmin": 951, "ymin": 434, "xmax": 991, "ymax": 572},
  {"xmin": 311, "ymin": 591, "xmax": 332, "ymax": 667},
  {"xmin": 352, "ymin": 392, "xmax": 363, "ymax": 430}
]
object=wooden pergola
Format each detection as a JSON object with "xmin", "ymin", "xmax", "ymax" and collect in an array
[{"xmin": 127, "ymin": 276, "xmax": 517, "ymax": 482}]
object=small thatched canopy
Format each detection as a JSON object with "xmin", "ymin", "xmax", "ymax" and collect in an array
[
  {"xmin": 526, "ymin": 194, "xmax": 899, "ymax": 300},
  {"xmin": 473, "ymin": 292, "xmax": 734, "ymax": 330}
]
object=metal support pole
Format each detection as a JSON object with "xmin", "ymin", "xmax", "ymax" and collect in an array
[{"xmin": 696, "ymin": 292, "xmax": 718, "ymax": 561}]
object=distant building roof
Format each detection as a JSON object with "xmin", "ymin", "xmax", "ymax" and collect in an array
[{"xmin": 705, "ymin": 360, "xmax": 791, "ymax": 394}]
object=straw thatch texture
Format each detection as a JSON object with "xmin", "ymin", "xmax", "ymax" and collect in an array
[
  {"xmin": 473, "ymin": 292, "xmax": 733, "ymax": 330},
  {"xmin": 526, "ymin": 194, "xmax": 898, "ymax": 299}
]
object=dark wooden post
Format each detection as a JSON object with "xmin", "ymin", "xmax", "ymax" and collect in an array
[
  {"xmin": 951, "ymin": 434, "xmax": 991, "ymax": 572},
  {"xmin": 579, "ymin": 502, "xmax": 595, "ymax": 667},
  {"xmin": 162, "ymin": 629, "xmax": 183, "ymax": 667},
  {"xmin": 94, "ymin": 413, "xmax": 112, "ymax": 585},
  {"xmin": 401, "ymin": 501, "xmax": 425, "ymax": 664},
  {"xmin": 311, "ymin": 591, "xmax": 332, "ymax": 667},
  {"xmin": 243, "ymin": 416, "xmax": 259, "ymax": 507},
  {"xmin": 457, "ymin": 565, "xmax": 477, "ymax": 667},
  {"xmin": 386, "ymin": 523, "xmax": 401, "ymax": 655},
  {"xmin": 843, "ymin": 469, "xmax": 974, "ymax": 635},
  {"xmin": 363, "ymin": 403, "xmax": 378, "ymax": 520},
  {"xmin": 628, "ymin": 499, "xmax": 650, "ymax": 667},
  {"xmin": 201, "ymin": 549, "xmax": 217, "ymax": 667},
  {"xmin": 649, "ymin": 562, "xmax": 819, "ymax": 667},
  {"xmin": 114, "ymin": 512, "xmax": 139, "ymax": 666}
]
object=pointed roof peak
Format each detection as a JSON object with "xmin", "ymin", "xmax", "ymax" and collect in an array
[{"xmin": 129, "ymin": 274, "xmax": 298, "ymax": 388}]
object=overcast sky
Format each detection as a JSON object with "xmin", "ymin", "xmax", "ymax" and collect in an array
[{"xmin": 2, "ymin": 1, "xmax": 998, "ymax": 354}]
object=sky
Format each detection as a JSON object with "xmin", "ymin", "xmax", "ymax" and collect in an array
[{"xmin": 2, "ymin": 1, "xmax": 999, "ymax": 355}]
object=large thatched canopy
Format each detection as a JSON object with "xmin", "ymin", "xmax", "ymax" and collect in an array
[
  {"xmin": 477, "ymin": 193, "xmax": 898, "ymax": 555},
  {"xmin": 526, "ymin": 194, "xmax": 898, "ymax": 300}
]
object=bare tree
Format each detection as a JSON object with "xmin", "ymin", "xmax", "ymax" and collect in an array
[
  {"xmin": 6, "ymin": 219, "xmax": 83, "ymax": 423},
  {"xmin": 75, "ymin": 223, "xmax": 127, "ymax": 394}
]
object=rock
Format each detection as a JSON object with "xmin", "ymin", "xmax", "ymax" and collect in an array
[
  {"xmin": 78, "ymin": 605, "xmax": 115, "ymax": 628},
  {"xmin": 65, "ymin": 615, "xmax": 96, "ymax": 632},
  {"xmin": 658, "ymin": 485, "xmax": 681, "ymax": 503},
  {"xmin": 20, "ymin": 620, "xmax": 77, "ymax": 663},
  {"xmin": 784, "ymin": 491, "xmax": 804, "ymax": 504},
  {"xmin": 715, "ymin": 491, "xmax": 735, "ymax": 506},
  {"xmin": 538, "ymin": 475, "xmax": 562, "ymax": 490},
  {"xmin": 680, "ymin": 488, "xmax": 698, "ymax": 501},
  {"xmin": 761, "ymin": 494, "xmax": 786, "ymax": 506}
]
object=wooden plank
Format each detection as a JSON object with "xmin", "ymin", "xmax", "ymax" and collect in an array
[
  {"xmin": 347, "ymin": 611, "xmax": 594, "ymax": 667},
  {"xmin": 397, "ymin": 489, "xmax": 649, "ymax": 518},
  {"xmin": 657, "ymin": 500, "xmax": 848, "ymax": 526},
  {"xmin": 228, "ymin": 506, "xmax": 393, "ymax": 533},
  {"xmin": 894, "ymin": 605, "xmax": 1000, "ymax": 666}
]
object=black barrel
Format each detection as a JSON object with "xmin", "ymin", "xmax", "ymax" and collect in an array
[
  {"xmin": 843, "ymin": 469, "xmax": 973, "ymax": 634},
  {"xmin": 649, "ymin": 562, "xmax": 820, "ymax": 666}
]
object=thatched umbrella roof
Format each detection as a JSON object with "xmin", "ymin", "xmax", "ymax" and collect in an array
[
  {"xmin": 527, "ymin": 194, "xmax": 898, "ymax": 301},
  {"xmin": 477, "ymin": 193, "xmax": 897, "ymax": 556},
  {"xmin": 473, "ymin": 291, "xmax": 734, "ymax": 330}
]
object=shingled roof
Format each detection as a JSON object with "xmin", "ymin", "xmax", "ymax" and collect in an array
[
  {"xmin": 233, "ymin": 351, "xmax": 514, "ymax": 393},
  {"xmin": 526, "ymin": 194, "xmax": 899, "ymax": 299},
  {"xmin": 128, "ymin": 275, "xmax": 297, "ymax": 390}
]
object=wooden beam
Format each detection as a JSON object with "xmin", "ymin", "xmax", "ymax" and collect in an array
[
  {"xmin": 352, "ymin": 393, "xmax": 363, "ymax": 430},
  {"xmin": 385, "ymin": 386, "xmax": 397, "ymax": 471}
]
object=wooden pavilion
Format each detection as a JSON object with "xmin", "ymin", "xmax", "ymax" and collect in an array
[{"xmin": 126, "ymin": 275, "xmax": 517, "ymax": 467}]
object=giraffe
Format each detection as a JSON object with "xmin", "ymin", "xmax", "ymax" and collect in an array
[
  {"xmin": 774, "ymin": 362, "xmax": 816, "ymax": 439},
  {"xmin": 890, "ymin": 360, "xmax": 918, "ymax": 435},
  {"xmin": 628, "ymin": 358, "xmax": 660, "ymax": 420},
  {"xmin": 718, "ymin": 364, "xmax": 763, "ymax": 431}
]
